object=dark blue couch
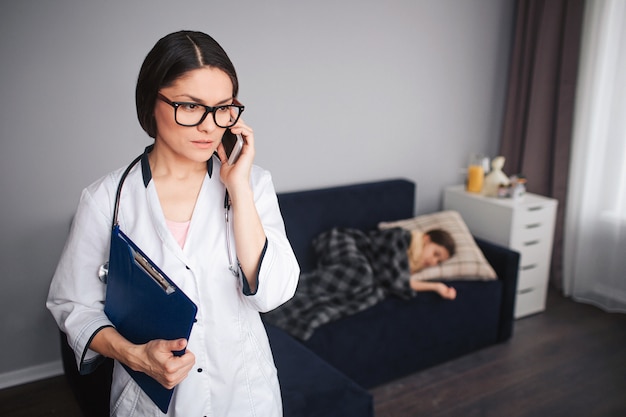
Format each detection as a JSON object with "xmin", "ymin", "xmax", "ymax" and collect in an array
[
  {"xmin": 59, "ymin": 178, "xmax": 517, "ymax": 416},
  {"xmin": 274, "ymin": 179, "xmax": 519, "ymax": 389}
]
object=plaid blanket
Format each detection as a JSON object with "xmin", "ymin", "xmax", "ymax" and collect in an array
[{"xmin": 264, "ymin": 227, "xmax": 413, "ymax": 340}]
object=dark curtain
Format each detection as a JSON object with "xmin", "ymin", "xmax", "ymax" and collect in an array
[{"xmin": 499, "ymin": 0, "xmax": 585, "ymax": 291}]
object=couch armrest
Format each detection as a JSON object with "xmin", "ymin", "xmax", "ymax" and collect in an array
[
  {"xmin": 265, "ymin": 323, "xmax": 373, "ymax": 416},
  {"xmin": 475, "ymin": 237, "xmax": 520, "ymax": 341}
]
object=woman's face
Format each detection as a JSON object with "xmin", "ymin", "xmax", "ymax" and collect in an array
[{"xmin": 153, "ymin": 66, "xmax": 234, "ymax": 163}]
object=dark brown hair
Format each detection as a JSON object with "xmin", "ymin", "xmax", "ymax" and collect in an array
[
  {"xmin": 426, "ymin": 229, "xmax": 456, "ymax": 257},
  {"xmin": 135, "ymin": 30, "xmax": 239, "ymax": 138}
]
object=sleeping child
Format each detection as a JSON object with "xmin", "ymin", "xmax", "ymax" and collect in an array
[
  {"xmin": 264, "ymin": 226, "xmax": 458, "ymax": 340},
  {"xmin": 407, "ymin": 229, "xmax": 457, "ymax": 300}
]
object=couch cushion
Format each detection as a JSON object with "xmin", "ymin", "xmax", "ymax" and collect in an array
[{"xmin": 303, "ymin": 280, "xmax": 503, "ymax": 388}]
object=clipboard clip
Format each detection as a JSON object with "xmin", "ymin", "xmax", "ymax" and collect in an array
[{"xmin": 132, "ymin": 249, "xmax": 176, "ymax": 295}]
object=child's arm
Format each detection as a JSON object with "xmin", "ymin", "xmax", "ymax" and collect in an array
[{"xmin": 410, "ymin": 278, "xmax": 457, "ymax": 300}]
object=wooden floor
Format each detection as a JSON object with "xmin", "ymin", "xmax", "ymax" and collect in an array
[
  {"xmin": 1, "ymin": 289, "xmax": 625, "ymax": 417},
  {"xmin": 371, "ymin": 289, "xmax": 626, "ymax": 417}
]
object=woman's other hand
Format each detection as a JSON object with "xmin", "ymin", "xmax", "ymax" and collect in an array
[{"xmin": 90, "ymin": 328, "xmax": 196, "ymax": 389}]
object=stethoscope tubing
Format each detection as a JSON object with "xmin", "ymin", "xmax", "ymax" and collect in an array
[{"xmin": 109, "ymin": 154, "xmax": 239, "ymax": 279}]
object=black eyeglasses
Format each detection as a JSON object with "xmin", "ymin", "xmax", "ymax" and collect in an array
[{"xmin": 158, "ymin": 94, "xmax": 245, "ymax": 128}]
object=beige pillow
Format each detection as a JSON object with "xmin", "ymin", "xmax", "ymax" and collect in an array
[{"xmin": 379, "ymin": 210, "xmax": 497, "ymax": 281}]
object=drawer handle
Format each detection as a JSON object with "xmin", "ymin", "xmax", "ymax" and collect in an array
[
  {"xmin": 527, "ymin": 206, "xmax": 544, "ymax": 212},
  {"xmin": 518, "ymin": 288, "xmax": 534, "ymax": 295},
  {"xmin": 521, "ymin": 264, "xmax": 538, "ymax": 271},
  {"xmin": 525, "ymin": 223, "xmax": 542, "ymax": 229},
  {"xmin": 523, "ymin": 240, "xmax": 541, "ymax": 246}
]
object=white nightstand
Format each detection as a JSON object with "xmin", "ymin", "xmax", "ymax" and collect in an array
[{"xmin": 443, "ymin": 185, "xmax": 558, "ymax": 318}]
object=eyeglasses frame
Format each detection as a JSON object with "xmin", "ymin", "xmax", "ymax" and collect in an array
[{"xmin": 157, "ymin": 93, "xmax": 245, "ymax": 128}]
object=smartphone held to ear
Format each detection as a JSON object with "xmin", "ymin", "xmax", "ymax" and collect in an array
[{"xmin": 222, "ymin": 130, "xmax": 244, "ymax": 165}]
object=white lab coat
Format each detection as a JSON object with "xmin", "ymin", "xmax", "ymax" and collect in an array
[{"xmin": 47, "ymin": 152, "xmax": 300, "ymax": 417}]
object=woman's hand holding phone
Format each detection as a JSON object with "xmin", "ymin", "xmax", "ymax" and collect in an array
[
  {"xmin": 218, "ymin": 98, "xmax": 249, "ymax": 167},
  {"xmin": 217, "ymin": 119, "xmax": 255, "ymax": 191},
  {"xmin": 217, "ymin": 119, "xmax": 266, "ymax": 287}
]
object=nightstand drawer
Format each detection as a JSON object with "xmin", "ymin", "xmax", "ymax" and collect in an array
[
  {"xmin": 518, "ymin": 263, "xmax": 549, "ymax": 289},
  {"xmin": 515, "ymin": 284, "xmax": 548, "ymax": 318},
  {"xmin": 514, "ymin": 201, "xmax": 555, "ymax": 226},
  {"xmin": 511, "ymin": 222, "xmax": 550, "ymax": 248},
  {"xmin": 511, "ymin": 205, "xmax": 555, "ymax": 243},
  {"xmin": 516, "ymin": 238, "xmax": 550, "ymax": 268}
]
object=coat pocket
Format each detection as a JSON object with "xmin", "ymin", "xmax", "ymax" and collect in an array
[{"xmin": 110, "ymin": 364, "xmax": 161, "ymax": 417}]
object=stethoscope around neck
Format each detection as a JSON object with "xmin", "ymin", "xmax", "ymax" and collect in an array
[{"xmin": 99, "ymin": 153, "xmax": 240, "ymax": 283}]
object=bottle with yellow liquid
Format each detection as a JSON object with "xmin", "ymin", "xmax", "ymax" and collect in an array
[{"xmin": 466, "ymin": 154, "xmax": 488, "ymax": 193}]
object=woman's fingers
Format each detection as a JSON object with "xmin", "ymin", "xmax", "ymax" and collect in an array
[{"xmin": 143, "ymin": 338, "xmax": 196, "ymax": 389}]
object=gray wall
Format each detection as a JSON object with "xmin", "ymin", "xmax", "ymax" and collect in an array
[{"xmin": 0, "ymin": 0, "xmax": 514, "ymax": 382}]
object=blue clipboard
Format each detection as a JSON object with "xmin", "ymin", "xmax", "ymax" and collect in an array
[
  {"xmin": 103, "ymin": 152, "xmax": 197, "ymax": 413},
  {"xmin": 104, "ymin": 225, "xmax": 197, "ymax": 413}
]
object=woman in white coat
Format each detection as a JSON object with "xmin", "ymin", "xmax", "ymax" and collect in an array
[{"xmin": 47, "ymin": 30, "xmax": 300, "ymax": 416}]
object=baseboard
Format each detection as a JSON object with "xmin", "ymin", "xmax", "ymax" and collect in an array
[{"xmin": 0, "ymin": 360, "xmax": 64, "ymax": 390}]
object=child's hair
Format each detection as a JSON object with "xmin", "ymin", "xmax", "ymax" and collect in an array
[{"xmin": 425, "ymin": 229, "xmax": 456, "ymax": 257}]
